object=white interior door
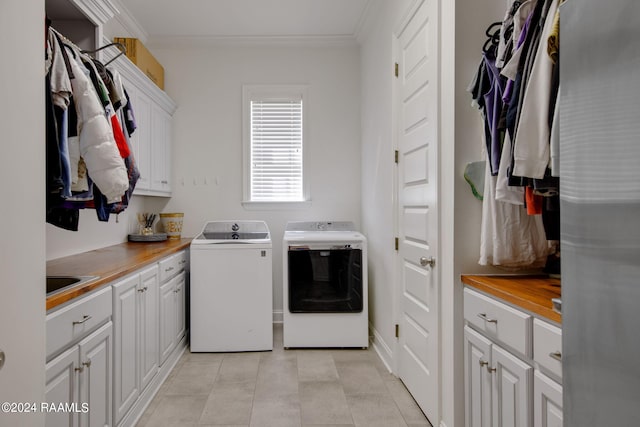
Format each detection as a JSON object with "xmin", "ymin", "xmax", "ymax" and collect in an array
[{"xmin": 395, "ymin": 0, "xmax": 440, "ymax": 423}]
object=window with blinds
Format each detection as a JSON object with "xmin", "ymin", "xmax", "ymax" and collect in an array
[
  {"xmin": 243, "ymin": 86, "xmax": 308, "ymax": 204},
  {"xmin": 250, "ymin": 98, "xmax": 303, "ymax": 201}
]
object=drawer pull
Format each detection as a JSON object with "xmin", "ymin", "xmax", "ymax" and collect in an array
[
  {"xmin": 479, "ymin": 360, "xmax": 489, "ymax": 367},
  {"xmin": 72, "ymin": 315, "xmax": 92, "ymax": 325},
  {"xmin": 549, "ymin": 351, "xmax": 562, "ymax": 362},
  {"xmin": 477, "ymin": 313, "xmax": 498, "ymax": 323},
  {"xmin": 165, "ymin": 266, "xmax": 174, "ymax": 272}
]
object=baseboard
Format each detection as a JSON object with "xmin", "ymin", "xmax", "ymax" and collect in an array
[
  {"xmin": 272, "ymin": 309, "xmax": 283, "ymax": 323},
  {"xmin": 119, "ymin": 335, "xmax": 187, "ymax": 427},
  {"xmin": 369, "ymin": 322, "xmax": 394, "ymax": 374}
]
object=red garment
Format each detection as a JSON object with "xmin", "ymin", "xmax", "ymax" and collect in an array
[
  {"xmin": 110, "ymin": 113, "xmax": 130, "ymax": 158},
  {"xmin": 525, "ymin": 186, "xmax": 543, "ymax": 215}
]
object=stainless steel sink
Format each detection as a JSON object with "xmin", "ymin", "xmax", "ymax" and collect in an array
[{"xmin": 46, "ymin": 276, "xmax": 99, "ymax": 295}]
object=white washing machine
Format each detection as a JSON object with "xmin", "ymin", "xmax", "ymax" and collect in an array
[
  {"xmin": 283, "ymin": 221, "xmax": 368, "ymax": 348},
  {"xmin": 190, "ymin": 221, "xmax": 272, "ymax": 352}
]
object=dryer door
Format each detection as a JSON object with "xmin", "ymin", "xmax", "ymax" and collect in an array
[{"xmin": 288, "ymin": 248, "xmax": 362, "ymax": 313}]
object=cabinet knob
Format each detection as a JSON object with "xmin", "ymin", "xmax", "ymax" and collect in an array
[
  {"xmin": 74, "ymin": 365, "xmax": 84, "ymax": 373},
  {"xmin": 479, "ymin": 360, "xmax": 489, "ymax": 367},
  {"xmin": 82, "ymin": 360, "xmax": 92, "ymax": 368},
  {"xmin": 487, "ymin": 366, "xmax": 496, "ymax": 373}
]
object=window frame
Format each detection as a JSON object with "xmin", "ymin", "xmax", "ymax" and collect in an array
[{"xmin": 242, "ymin": 84, "xmax": 311, "ymax": 209}]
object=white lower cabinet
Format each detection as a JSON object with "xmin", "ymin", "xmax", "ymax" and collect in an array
[
  {"xmin": 534, "ymin": 370, "xmax": 563, "ymax": 427},
  {"xmin": 112, "ymin": 250, "xmax": 188, "ymax": 427},
  {"xmin": 78, "ymin": 322, "xmax": 112, "ymax": 427},
  {"xmin": 464, "ymin": 326, "xmax": 533, "ymax": 427},
  {"xmin": 46, "ymin": 287, "xmax": 113, "ymax": 427},
  {"xmin": 464, "ymin": 287, "xmax": 562, "ymax": 427},
  {"xmin": 492, "ymin": 344, "xmax": 533, "ymax": 426},
  {"xmin": 464, "ymin": 325, "xmax": 493, "ymax": 427},
  {"xmin": 46, "ymin": 250, "xmax": 187, "ymax": 427},
  {"xmin": 160, "ymin": 269, "xmax": 186, "ymax": 364},
  {"xmin": 112, "ymin": 264, "xmax": 159, "ymax": 425},
  {"xmin": 45, "ymin": 322, "xmax": 113, "ymax": 427}
]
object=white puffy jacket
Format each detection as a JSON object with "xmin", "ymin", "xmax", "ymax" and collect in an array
[{"xmin": 67, "ymin": 48, "xmax": 128, "ymax": 203}]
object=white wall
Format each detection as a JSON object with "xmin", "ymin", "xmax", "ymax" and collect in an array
[
  {"xmin": 358, "ymin": 0, "xmax": 411, "ymax": 368},
  {"xmin": 147, "ymin": 43, "xmax": 362, "ymax": 316},
  {"xmin": 46, "ymin": 197, "xmax": 143, "ymax": 260},
  {"xmin": 0, "ymin": 0, "xmax": 46, "ymax": 424},
  {"xmin": 443, "ymin": 1, "xmax": 515, "ymax": 426}
]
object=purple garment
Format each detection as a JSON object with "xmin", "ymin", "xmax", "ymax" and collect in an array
[
  {"xmin": 482, "ymin": 49, "xmax": 506, "ymax": 175},
  {"xmin": 503, "ymin": 11, "xmax": 534, "ymax": 104}
]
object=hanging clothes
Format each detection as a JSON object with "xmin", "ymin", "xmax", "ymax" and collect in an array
[
  {"xmin": 46, "ymin": 26, "xmax": 139, "ymax": 230},
  {"xmin": 479, "ymin": 150, "xmax": 549, "ymax": 268},
  {"xmin": 470, "ymin": 0, "xmax": 562, "ymax": 269},
  {"xmin": 62, "ymin": 42, "xmax": 128, "ymax": 204},
  {"xmin": 512, "ymin": 0, "xmax": 561, "ymax": 179}
]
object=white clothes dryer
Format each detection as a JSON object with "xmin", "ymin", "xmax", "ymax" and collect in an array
[{"xmin": 283, "ymin": 221, "xmax": 368, "ymax": 348}]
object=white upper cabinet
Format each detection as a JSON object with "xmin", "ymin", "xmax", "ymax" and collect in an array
[{"xmin": 103, "ymin": 44, "xmax": 177, "ymax": 197}]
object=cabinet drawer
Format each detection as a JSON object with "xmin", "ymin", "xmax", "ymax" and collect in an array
[
  {"xmin": 533, "ymin": 318, "xmax": 562, "ymax": 380},
  {"xmin": 464, "ymin": 288, "xmax": 532, "ymax": 357},
  {"xmin": 159, "ymin": 254, "xmax": 179, "ymax": 282},
  {"xmin": 176, "ymin": 250, "xmax": 188, "ymax": 272},
  {"xmin": 46, "ymin": 286, "xmax": 112, "ymax": 360}
]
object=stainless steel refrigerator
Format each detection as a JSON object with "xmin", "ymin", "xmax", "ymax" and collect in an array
[{"xmin": 560, "ymin": 1, "xmax": 640, "ymax": 425}]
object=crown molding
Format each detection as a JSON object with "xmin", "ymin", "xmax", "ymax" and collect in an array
[
  {"xmin": 109, "ymin": 0, "xmax": 149, "ymax": 43},
  {"xmin": 145, "ymin": 34, "xmax": 359, "ymax": 49}
]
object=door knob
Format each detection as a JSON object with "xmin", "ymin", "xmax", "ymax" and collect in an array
[{"xmin": 420, "ymin": 256, "xmax": 435, "ymax": 268}]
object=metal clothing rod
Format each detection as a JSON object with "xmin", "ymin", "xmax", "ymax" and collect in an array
[{"xmin": 49, "ymin": 27, "xmax": 127, "ymax": 67}]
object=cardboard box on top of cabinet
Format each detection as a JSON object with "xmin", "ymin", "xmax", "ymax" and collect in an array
[{"xmin": 113, "ymin": 37, "xmax": 164, "ymax": 90}]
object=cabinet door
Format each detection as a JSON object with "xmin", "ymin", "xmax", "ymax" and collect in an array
[
  {"xmin": 159, "ymin": 277, "xmax": 177, "ymax": 364},
  {"xmin": 534, "ymin": 371, "xmax": 563, "ymax": 427},
  {"xmin": 492, "ymin": 345, "xmax": 533, "ymax": 427},
  {"xmin": 112, "ymin": 274, "xmax": 140, "ymax": 424},
  {"xmin": 174, "ymin": 271, "xmax": 186, "ymax": 343},
  {"xmin": 78, "ymin": 322, "xmax": 112, "ymax": 427},
  {"xmin": 464, "ymin": 326, "xmax": 493, "ymax": 427},
  {"xmin": 151, "ymin": 105, "xmax": 171, "ymax": 193},
  {"xmin": 134, "ymin": 89, "xmax": 152, "ymax": 192},
  {"xmin": 45, "ymin": 346, "xmax": 79, "ymax": 427},
  {"xmin": 139, "ymin": 265, "xmax": 159, "ymax": 391}
]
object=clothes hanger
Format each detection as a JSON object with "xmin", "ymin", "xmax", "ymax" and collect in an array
[
  {"xmin": 482, "ymin": 22, "xmax": 502, "ymax": 53},
  {"xmin": 81, "ymin": 42, "xmax": 127, "ymax": 66}
]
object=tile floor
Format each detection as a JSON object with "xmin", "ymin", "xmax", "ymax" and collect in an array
[{"xmin": 136, "ymin": 324, "xmax": 432, "ymax": 427}]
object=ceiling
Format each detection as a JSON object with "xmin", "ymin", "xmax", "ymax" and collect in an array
[{"xmin": 118, "ymin": 0, "xmax": 372, "ymax": 41}]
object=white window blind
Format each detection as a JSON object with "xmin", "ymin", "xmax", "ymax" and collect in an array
[{"xmin": 250, "ymin": 98, "xmax": 304, "ymax": 201}]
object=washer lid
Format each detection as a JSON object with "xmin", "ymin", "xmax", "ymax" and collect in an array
[{"xmin": 193, "ymin": 220, "xmax": 271, "ymax": 244}]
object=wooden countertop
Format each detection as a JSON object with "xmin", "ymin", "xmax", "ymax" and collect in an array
[
  {"xmin": 46, "ymin": 238, "xmax": 192, "ymax": 311},
  {"xmin": 461, "ymin": 275, "xmax": 562, "ymax": 324}
]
